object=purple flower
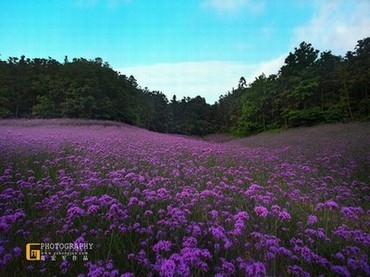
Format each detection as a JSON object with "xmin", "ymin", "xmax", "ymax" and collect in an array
[
  {"xmin": 360, "ymin": 254, "xmax": 370, "ymax": 275},
  {"xmin": 87, "ymin": 204, "xmax": 99, "ymax": 214},
  {"xmin": 176, "ymin": 260, "xmax": 190, "ymax": 276},
  {"xmin": 324, "ymin": 200, "xmax": 339, "ymax": 210},
  {"xmin": 180, "ymin": 247, "xmax": 212, "ymax": 268},
  {"xmin": 60, "ymin": 259, "xmax": 69, "ymax": 274},
  {"xmin": 254, "ymin": 206, "xmax": 268, "ymax": 218},
  {"xmin": 191, "ymin": 224, "xmax": 202, "ymax": 236},
  {"xmin": 245, "ymin": 184, "xmax": 262, "ymax": 196},
  {"xmin": 340, "ymin": 206, "xmax": 364, "ymax": 220},
  {"xmin": 305, "ymin": 228, "xmax": 330, "ymax": 241},
  {"xmin": 271, "ymin": 205, "xmax": 281, "ymax": 214},
  {"xmin": 221, "ymin": 260, "xmax": 235, "ymax": 275},
  {"xmin": 209, "ymin": 226, "xmax": 225, "ymax": 240},
  {"xmin": 277, "ymin": 247, "xmax": 292, "ymax": 258},
  {"xmin": 210, "ymin": 210, "xmax": 219, "ymax": 219},
  {"xmin": 316, "ymin": 203, "xmax": 325, "ymax": 210},
  {"xmin": 278, "ymin": 210, "xmax": 291, "ymax": 221},
  {"xmin": 183, "ymin": 237, "xmax": 197, "ymax": 248},
  {"xmin": 13, "ymin": 247, "xmax": 21, "ymax": 256},
  {"xmin": 128, "ymin": 197, "xmax": 139, "ymax": 206},
  {"xmin": 3, "ymin": 254, "xmax": 12, "ymax": 265},
  {"xmin": 335, "ymin": 252, "xmax": 345, "ymax": 261},
  {"xmin": 153, "ymin": 240, "xmax": 172, "ymax": 253},
  {"xmin": 157, "ymin": 188, "xmax": 170, "ymax": 199},
  {"xmin": 160, "ymin": 259, "xmax": 176, "ymax": 277},
  {"xmin": 245, "ymin": 261, "xmax": 266, "ymax": 277},
  {"xmin": 223, "ymin": 238, "xmax": 232, "ymax": 249},
  {"xmin": 2, "ymin": 114, "xmax": 369, "ymax": 276},
  {"xmin": 121, "ymin": 272, "xmax": 135, "ymax": 277},
  {"xmin": 330, "ymin": 265, "xmax": 351, "ymax": 277},
  {"xmin": 288, "ymin": 265, "xmax": 310, "ymax": 277},
  {"xmin": 234, "ymin": 211, "xmax": 250, "ymax": 221},
  {"xmin": 307, "ymin": 215, "xmax": 318, "ymax": 225},
  {"xmin": 300, "ymin": 246, "xmax": 315, "ymax": 263},
  {"xmin": 67, "ymin": 206, "xmax": 85, "ymax": 217},
  {"xmin": 121, "ymin": 273, "xmax": 134, "ymax": 277},
  {"xmin": 144, "ymin": 210, "xmax": 153, "ymax": 216}
]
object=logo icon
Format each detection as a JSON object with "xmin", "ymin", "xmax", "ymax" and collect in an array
[{"xmin": 26, "ymin": 243, "xmax": 41, "ymax": 261}]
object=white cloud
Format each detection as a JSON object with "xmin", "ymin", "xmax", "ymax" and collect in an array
[
  {"xmin": 252, "ymin": 54, "xmax": 286, "ymax": 77},
  {"xmin": 117, "ymin": 56, "xmax": 285, "ymax": 104},
  {"xmin": 202, "ymin": 0, "xmax": 264, "ymax": 15},
  {"xmin": 294, "ymin": 0, "xmax": 370, "ymax": 55}
]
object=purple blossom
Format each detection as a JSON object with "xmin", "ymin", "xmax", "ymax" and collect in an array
[
  {"xmin": 299, "ymin": 246, "xmax": 317, "ymax": 263},
  {"xmin": 221, "ymin": 260, "xmax": 235, "ymax": 275},
  {"xmin": 335, "ymin": 252, "xmax": 345, "ymax": 261},
  {"xmin": 180, "ymin": 247, "xmax": 212, "ymax": 265},
  {"xmin": 359, "ymin": 254, "xmax": 370, "ymax": 275},
  {"xmin": 330, "ymin": 265, "xmax": 351, "ymax": 277},
  {"xmin": 13, "ymin": 247, "xmax": 21, "ymax": 256},
  {"xmin": 120, "ymin": 273, "xmax": 134, "ymax": 277},
  {"xmin": 245, "ymin": 184, "xmax": 262, "ymax": 196},
  {"xmin": 3, "ymin": 254, "xmax": 12, "ymax": 265},
  {"xmin": 87, "ymin": 204, "xmax": 99, "ymax": 214},
  {"xmin": 254, "ymin": 206, "xmax": 268, "ymax": 218},
  {"xmin": 288, "ymin": 265, "xmax": 310, "ymax": 277},
  {"xmin": 324, "ymin": 200, "xmax": 339, "ymax": 210},
  {"xmin": 210, "ymin": 210, "xmax": 219, "ymax": 219},
  {"xmin": 278, "ymin": 210, "xmax": 291, "ymax": 221},
  {"xmin": 1, "ymin": 120, "xmax": 369, "ymax": 276},
  {"xmin": 340, "ymin": 206, "xmax": 364, "ymax": 220},
  {"xmin": 128, "ymin": 197, "xmax": 139, "ymax": 206},
  {"xmin": 67, "ymin": 206, "xmax": 85, "ymax": 217},
  {"xmin": 144, "ymin": 210, "xmax": 153, "ymax": 216},
  {"xmin": 160, "ymin": 259, "xmax": 176, "ymax": 277},
  {"xmin": 60, "ymin": 259, "xmax": 69, "ymax": 275},
  {"xmin": 234, "ymin": 211, "xmax": 250, "ymax": 221},
  {"xmin": 245, "ymin": 261, "xmax": 266, "ymax": 277},
  {"xmin": 307, "ymin": 215, "xmax": 318, "ymax": 225},
  {"xmin": 182, "ymin": 237, "xmax": 197, "ymax": 248},
  {"xmin": 271, "ymin": 205, "xmax": 281, "ymax": 214},
  {"xmin": 209, "ymin": 225, "xmax": 225, "ymax": 239},
  {"xmin": 153, "ymin": 240, "xmax": 172, "ymax": 253}
]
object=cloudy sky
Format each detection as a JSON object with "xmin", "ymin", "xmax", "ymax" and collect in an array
[{"xmin": 1, "ymin": 0, "xmax": 369, "ymax": 103}]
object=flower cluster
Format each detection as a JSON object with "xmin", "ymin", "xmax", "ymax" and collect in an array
[{"xmin": 0, "ymin": 120, "xmax": 369, "ymax": 276}]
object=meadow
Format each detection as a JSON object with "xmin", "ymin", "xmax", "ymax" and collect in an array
[{"xmin": 0, "ymin": 119, "xmax": 369, "ymax": 276}]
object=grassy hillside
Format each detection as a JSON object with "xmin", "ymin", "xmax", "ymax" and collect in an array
[{"xmin": 0, "ymin": 120, "xmax": 369, "ymax": 276}]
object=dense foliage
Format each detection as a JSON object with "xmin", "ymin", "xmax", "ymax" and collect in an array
[
  {"xmin": 1, "ymin": 37, "xmax": 369, "ymax": 136},
  {"xmin": 0, "ymin": 56, "xmax": 215, "ymax": 136},
  {"xmin": 219, "ymin": 38, "xmax": 370, "ymax": 136}
]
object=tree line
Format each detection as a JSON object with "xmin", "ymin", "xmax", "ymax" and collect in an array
[
  {"xmin": 0, "ymin": 56, "xmax": 215, "ymax": 135},
  {"xmin": 218, "ymin": 38, "xmax": 370, "ymax": 135},
  {"xmin": 0, "ymin": 37, "xmax": 369, "ymax": 136}
]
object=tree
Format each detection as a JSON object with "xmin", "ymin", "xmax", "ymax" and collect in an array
[
  {"xmin": 1, "ymin": 38, "xmax": 369, "ymax": 137},
  {"xmin": 343, "ymin": 38, "xmax": 370, "ymax": 119},
  {"xmin": 315, "ymin": 51, "xmax": 343, "ymax": 122},
  {"xmin": 279, "ymin": 42, "xmax": 321, "ymax": 126}
]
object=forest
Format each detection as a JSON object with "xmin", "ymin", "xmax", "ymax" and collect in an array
[{"xmin": 0, "ymin": 37, "xmax": 369, "ymax": 136}]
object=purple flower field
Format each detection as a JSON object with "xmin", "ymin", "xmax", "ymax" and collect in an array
[{"xmin": 0, "ymin": 120, "xmax": 369, "ymax": 276}]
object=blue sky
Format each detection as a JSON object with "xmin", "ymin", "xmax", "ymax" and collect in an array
[{"xmin": 1, "ymin": 0, "xmax": 369, "ymax": 103}]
